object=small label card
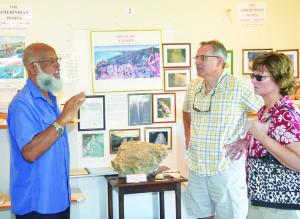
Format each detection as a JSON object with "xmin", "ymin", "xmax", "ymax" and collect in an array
[{"xmin": 126, "ymin": 174, "xmax": 147, "ymax": 183}]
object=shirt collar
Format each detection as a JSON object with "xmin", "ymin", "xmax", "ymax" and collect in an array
[
  {"xmin": 26, "ymin": 78, "xmax": 55, "ymax": 102},
  {"xmin": 214, "ymin": 72, "xmax": 227, "ymax": 90},
  {"xmin": 258, "ymin": 96, "xmax": 289, "ymax": 121},
  {"xmin": 198, "ymin": 72, "xmax": 228, "ymax": 94}
]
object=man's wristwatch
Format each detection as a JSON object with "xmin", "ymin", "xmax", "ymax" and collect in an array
[{"xmin": 53, "ymin": 122, "xmax": 64, "ymax": 135}]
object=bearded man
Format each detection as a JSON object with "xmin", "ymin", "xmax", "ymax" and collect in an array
[{"xmin": 7, "ymin": 43, "xmax": 86, "ymax": 219}]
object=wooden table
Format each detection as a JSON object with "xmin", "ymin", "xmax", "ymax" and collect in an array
[{"xmin": 105, "ymin": 174, "xmax": 187, "ymax": 219}]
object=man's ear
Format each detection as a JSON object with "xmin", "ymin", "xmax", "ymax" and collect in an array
[
  {"xmin": 27, "ymin": 63, "xmax": 38, "ymax": 76},
  {"xmin": 217, "ymin": 57, "xmax": 223, "ymax": 67}
]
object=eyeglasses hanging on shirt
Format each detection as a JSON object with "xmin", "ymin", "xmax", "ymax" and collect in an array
[
  {"xmin": 193, "ymin": 74, "xmax": 227, "ymax": 113},
  {"xmin": 193, "ymin": 88, "xmax": 215, "ymax": 112}
]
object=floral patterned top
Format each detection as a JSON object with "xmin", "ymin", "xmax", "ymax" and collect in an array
[{"xmin": 245, "ymin": 96, "xmax": 300, "ymax": 172}]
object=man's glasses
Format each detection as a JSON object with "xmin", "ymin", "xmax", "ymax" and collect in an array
[
  {"xmin": 193, "ymin": 55, "xmax": 219, "ymax": 62},
  {"xmin": 250, "ymin": 73, "xmax": 271, "ymax": 81},
  {"xmin": 31, "ymin": 57, "xmax": 62, "ymax": 64},
  {"xmin": 193, "ymin": 89, "xmax": 215, "ymax": 112}
]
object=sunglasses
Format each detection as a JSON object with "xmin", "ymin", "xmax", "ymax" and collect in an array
[{"xmin": 250, "ymin": 73, "xmax": 271, "ymax": 81}]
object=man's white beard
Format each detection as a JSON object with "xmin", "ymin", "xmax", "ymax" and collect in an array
[{"xmin": 35, "ymin": 64, "xmax": 63, "ymax": 92}]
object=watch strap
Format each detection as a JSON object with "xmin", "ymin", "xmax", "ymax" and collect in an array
[{"xmin": 53, "ymin": 122, "xmax": 64, "ymax": 135}]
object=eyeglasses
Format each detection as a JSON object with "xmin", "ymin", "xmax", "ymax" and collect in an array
[
  {"xmin": 193, "ymin": 55, "xmax": 219, "ymax": 62},
  {"xmin": 193, "ymin": 89, "xmax": 215, "ymax": 112},
  {"xmin": 31, "ymin": 57, "xmax": 62, "ymax": 64},
  {"xmin": 250, "ymin": 73, "xmax": 271, "ymax": 81}
]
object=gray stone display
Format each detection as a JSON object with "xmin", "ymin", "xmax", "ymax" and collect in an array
[{"xmin": 111, "ymin": 141, "xmax": 168, "ymax": 176}]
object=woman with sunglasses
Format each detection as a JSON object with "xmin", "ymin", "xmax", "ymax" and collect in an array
[{"xmin": 246, "ymin": 52, "xmax": 300, "ymax": 218}]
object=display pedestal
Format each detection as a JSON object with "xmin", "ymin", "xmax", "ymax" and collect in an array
[{"xmin": 104, "ymin": 167, "xmax": 187, "ymax": 219}]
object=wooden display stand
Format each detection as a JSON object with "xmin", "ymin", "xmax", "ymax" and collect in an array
[{"xmin": 105, "ymin": 167, "xmax": 188, "ymax": 219}]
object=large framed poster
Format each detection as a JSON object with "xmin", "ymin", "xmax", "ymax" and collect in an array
[{"xmin": 90, "ymin": 30, "xmax": 163, "ymax": 92}]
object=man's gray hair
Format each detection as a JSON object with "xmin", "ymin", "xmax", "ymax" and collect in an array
[
  {"xmin": 22, "ymin": 45, "xmax": 35, "ymax": 66},
  {"xmin": 200, "ymin": 40, "xmax": 227, "ymax": 69}
]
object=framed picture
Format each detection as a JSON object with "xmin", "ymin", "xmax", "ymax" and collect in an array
[
  {"xmin": 164, "ymin": 69, "xmax": 190, "ymax": 91},
  {"xmin": 109, "ymin": 129, "xmax": 140, "ymax": 154},
  {"xmin": 242, "ymin": 49, "xmax": 273, "ymax": 74},
  {"xmin": 78, "ymin": 95, "xmax": 105, "ymax": 131},
  {"xmin": 82, "ymin": 133, "xmax": 104, "ymax": 158},
  {"xmin": 276, "ymin": 49, "xmax": 299, "ymax": 78},
  {"xmin": 144, "ymin": 127, "xmax": 172, "ymax": 149},
  {"xmin": 90, "ymin": 30, "xmax": 163, "ymax": 92},
  {"xmin": 224, "ymin": 50, "xmax": 233, "ymax": 75},
  {"xmin": 162, "ymin": 43, "xmax": 191, "ymax": 68},
  {"xmin": 152, "ymin": 93, "xmax": 176, "ymax": 123},
  {"xmin": 292, "ymin": 81, "xmax": 300, "ymax": 100},
  {"xmin": 0, "ymin": 36, "xmax": 25, "ymax": 81},
  {"xmin": 128, "ymin": 93, "xmax": 152, "ymax": 126}
]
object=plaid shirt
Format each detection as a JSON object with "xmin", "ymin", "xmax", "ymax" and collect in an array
[{"xmin": 183, "ymin": 73, "xmax": 263, "ymax": 176}]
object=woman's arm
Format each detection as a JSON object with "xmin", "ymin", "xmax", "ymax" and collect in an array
[{"xmin": 249, "ymin": 120, "xmax": 300, "ymax": 172}]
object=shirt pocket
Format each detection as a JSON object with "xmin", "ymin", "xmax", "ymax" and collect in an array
[{"xmin": 38, "ymin": 110, "xmax": 57, "ymax": 131}]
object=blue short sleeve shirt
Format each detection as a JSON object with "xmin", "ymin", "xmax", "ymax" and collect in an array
[{"xmin": 7, "ymin": 78, "xmax": 70, "ymax": 215}]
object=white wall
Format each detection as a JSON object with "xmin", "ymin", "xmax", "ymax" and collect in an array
[{"xmin": 1, "ymin": 0, "xmax": 300, "ymax": 218}]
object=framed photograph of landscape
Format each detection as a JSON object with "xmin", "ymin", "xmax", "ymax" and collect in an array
[
  {"xmin": 128, "ymin": 93, "xmax": 152, "ymax": 126},
  {"xmin": 144, "ymin": 127, "xmax": 172, "ymax": 149},
  {"xmin": 224, "ymin": 50, "xmax": 233, "ymax": 75},
  {"xmin": 109, "ymin": 129, "xmax": 140, "ymax": 154},
  {"xmin": 242, "ymin": 48, "xmax": 272, "ymax": 74},
  {"xmin": 162, "ymin": 43, "xmax": 191, "ymax": 68},
  {"xmin": 276, "ymin": 49, "xmax": 299, "ymax": 78},
  {"xmin": 78, "ymin": 95, "xmax": 105, "ymax": 131},
  {"xmin": 164, "ymin": 69, "xmax": 190, "ymax": 91},
  {"xmin": 91, "ymin": 30, "xmax": 163, "ymax": 92},
  {"xmin": 152, "ymin": 93, "xmax": 176, "ymax": 123}
]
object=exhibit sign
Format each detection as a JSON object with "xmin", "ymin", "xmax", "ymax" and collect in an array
[
  {"xmin": 126, "ymin": 174, "xmax": 147, "ymax": 183},
  {"xmin": 90, "ymin": 30, "xmax": 163, "ymax": 92},
  {"xmin": 239, "ymin": 2, "xmax": 266, "ymax": 26},
  {"xmin": 0, "ymin": 4, "xmax": 32, "ymax": 28}
]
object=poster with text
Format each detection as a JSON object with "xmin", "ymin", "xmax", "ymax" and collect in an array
[{"xmin": 91, "ymin": 30, "xmax": 163, "ymax": 92}]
